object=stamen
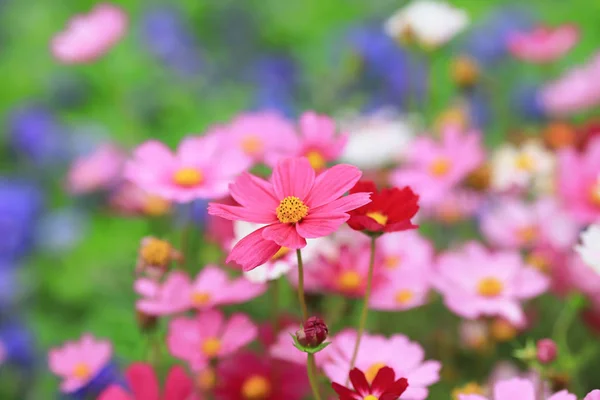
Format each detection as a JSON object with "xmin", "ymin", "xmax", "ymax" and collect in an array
[
  {"xmin": 477, "ymin": 277, "xmax": 503, "ymax": 297},
  {"xmin": 306, "ymin": 150, "xmax": 326, "ymax": 170},
  {"xmin": 72, "ymin": 363, "xmax": 91, "ymax": 380},
  {"xmin": 384, "ymin": 255, "xmax": 401, "ymax": 269},
  {"xmin": 429, "ymin": 157, "xmax": 451, "ymax": 177},
  {"xmin": 395, "ymin": 289, "xmax": 414, "ymax": 304},
  {"xmin": 276, "ymin": 196, "xmax": 309, "ymax": 224},
  {"xmin": 201, "ymin": 338, "xmax": 221, "ymax": 357},
  {"xmin": 364, "ymin": 362, "xmax": 386, "ymax": 384},
  {"xmin": 241, "ymin": 135, "xmax": 264, "ymax": 155},
  {"xmin": 366, "ymin": 211, "xmax": 388, "ymax": 226},
  {"xmin": 241, "ymin": 375, "xmax": 271, "ymax": 399},
  {"xmin": 338, "ymin": 271, "xmax": 361, "ymax": 291},
  {"xmin": 173, "ymin": 168, "xmax": 203, "ymax": 187},
  {"xmin": 191, "ymin": 292, "xmax": 211, "ymax": 306},
  {"xmin": 515, "ymin": 153, "xmax": 535, "ymax": 171},
  {"xmin": 140, "ymin": 238, "xmax": 172, "ymax": 266}
]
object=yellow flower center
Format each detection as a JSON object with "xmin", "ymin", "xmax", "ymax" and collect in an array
[
  {"xmin": 271, "ymin": 246, "xmax": 290, "ymax": 260},
  {"xmin": 364, "ymin": 396, "xmax": 379, "ymax": 400},
  {"xmin": 364, "ymin": 362, "xmax": 386, "ymax": 384},
  {"xmin": 276, "ymin": 196, "xmax": 309, "ymax": 223},
  {"xmin": 72, "ymin": 363, "xmax": 91, "ymax": 380},
  {"xmin": 526, "ymin": 252, "xmax": 550, "ymax": 274},
  {"xmin": 191, "ymin": 292, "xmax": 211, "ymax": 306},
  {"xmin": 516, "ymin": 225, "xmax": 538, "ymax": 243},
  {"xmin": 241, "ymin": 375, "xmax": 271, "ymax": 399},
  {"xmin": 589, "ymin": 183, "xmax": 600, "ymax": 207},
  {"xmin": 142, "ymin": 195, "xmax": 171, "ymax": 217},
  {"xmin": 438, "ymin": 205, "xmax": 462, "ymax": 224},
  {"xmin": 306, "ymin": 150, "xmax": 326, "ymax": 170},
  {"xmin": 173, "ymin": 167, "xmax": 203, "ymax": 187},
  {"xmin": 140, "ymin": 238, "xmax": 172, "ymax": 266},
  {"xmin": 490, "ymin": 319, "xmax": 517, "ymax": 342},
  {"xmin": 429, "ymin": 157, "xmax": 451, "ymax": 177},
  {"xmin": 241, "ymin": 135, "xmax": 264, "ymax": 155},
  {"xmin": 366, "ymin": 211, "xmax": 388, "ymax": 226},
  {"xmin": 197, "ymin": 368, "xmax": 215, "ymax": 391},
  {"xmin": 384, "ymin": 255, "xmax": 401, "ymax": 269},
  {"xmin": 338, "ymin": 270, "xmax": 361, "ymax": 291},
  {"xmin": 395, "ymin": 289, "xmax": 414, "ymax": 304},
  {"xmin": 515, "ymin": 153, "xmax": 535, "ymax": 171},
  {"xmin": 477, "ymin": 277, "xmax": 503, "ymax": 297},
  {"xmin": 201, "ymin": 338, "xmax": 221, "ymax": 357},
  {"xmin": 452, "ymin": 382, "xmax": 485, "ymax": 400}
]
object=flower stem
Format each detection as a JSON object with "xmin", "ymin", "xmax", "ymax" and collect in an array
[
  {"xmin": 296, "ymin": 249, "xmax": 309, "ymax": 322},
  {"xmin": 347, "ymin": 236, "xmax": 377, "ymax": 381},
  {"xmin": 307, "ymin": 353, "xmax": 323, "ymax": 400}
]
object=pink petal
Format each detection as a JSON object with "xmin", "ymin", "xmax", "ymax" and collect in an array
[
  {"xmin": 193, "ymin": 266, "xmax": 228, "ymax": 292},
  {"xmin": 196, "ymin": 309, "xmax": 225, "ymax": 338},
  {"xmin": 494, "ymin": 378, "xmax": 536, "ymax": 400},
  {"xmin": 125, "ymin": 363, "xmax": 160, "ymax": 400},
  {"xmin": 133, "ymin": 279, "xmax": 159, "ymax": 297},
  {"xmin": 207, "ymin": 203, "xmax": 278, "ymax": 224},
  {"xmin": 310, "ymin": 192, "xmax": 372, "ymax": 215},
  {"xmin": 226, "ymin": 226, "xmax": 282, "ymax": 271},
  {"xmin": 271, "ymin": 157, "xmax": 315, "ymax": 199},
  {"xmin": 97, "ymin": 385, "xmax": 133, "ymax": 400},
  {"xmin": 229, "ymin": 172, "xmax": 279, "ymax": 211},
  {"xmin": 262, "ymin": 223, "xmax": 307, "ymax": 249},
  {"xmin": 296, "ymin": 213, "xmax": 349, "ymax": 239},
  {"xmin": 304, "ymin": 164, "xmax": 363, "ymax": 208},
  {"xmin": 131, "ymin": 140, "xmax": 175, "ymax": 165},
  {"xmin": 163, "ymin": 365, "xmax": 194, "ymax": 400},
  {"xmin": 220, "ymin": 313, "xmax": 258, "ymax": 355}
]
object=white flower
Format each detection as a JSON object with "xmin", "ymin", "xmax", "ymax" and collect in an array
[
  {"xmin": 384, "ymin": 0, "xmax": 469, "ymax": 47},
  {"xmin": 491, "ymin": 140, "xmax": 555, "ymax": 193},
  {"xmin": 576, "ymin": 224, "xmax": 600, "ymax": 275},
  {"xmin": 338, "ymin": 109, "xmax": 416, "ymax": 170}
]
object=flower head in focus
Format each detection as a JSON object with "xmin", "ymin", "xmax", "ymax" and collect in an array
[
  {"xmin": 51, "ymin": 3, "xmax": 128, "ymax": 64},
  {"xmin": 208, "ymin": 157, "xmax": 371, "ymax": 271},
  {"xmin": 508, "ymin": 24, "xmax": 579, "ymax": 63},
  {"xmin": 332, "ymin": 366, "xmax": 408, "ymax": 400}
]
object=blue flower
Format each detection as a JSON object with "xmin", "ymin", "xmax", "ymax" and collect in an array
[
  {"xmin": 35, "ymin": 208, "xmax": 88, "ymax": 255},
  {"xmin": 249, "ymin": 55, "xmax": 299, "ymax": 117},
  {"xmin": 0, "ymin": 321, "xmax": 35, "ymax": 368},
  {"xmin": 512, "ymin": 83, "xmax": 546, "ymax": 121},
  {"xmin": 66, "ymin": 362, "xmax": 123, "ymax": 400}
]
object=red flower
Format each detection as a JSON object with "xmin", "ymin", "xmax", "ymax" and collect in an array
[
  {"xmin": 347, "ymin": 181, "xmax": 419, "ymax": 234},
  {"xmin": 332, "ymin": 367, "xmax": 408, "ymax": 400}
]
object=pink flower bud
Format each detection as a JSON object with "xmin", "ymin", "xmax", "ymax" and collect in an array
[
  {"xmin": 536, "ymin": 338, "xmax": 557, "ymax": 364},
  {"xmin": 295, "ymin": 317, "xmax": 328, "ymax": 348}
]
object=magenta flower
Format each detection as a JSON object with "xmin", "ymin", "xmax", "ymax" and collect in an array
[
  {"xmin": 208, "ymin": 157, "xmax": 371, "ymax": 271},
  {"xmin": 459, "ymin": 377, "xmax": 576, "ymax": 400},
  {"xmin": 508, "ymin": 24, "xmax": 579, "ymax": 63},
  {"xmin": 124, "ymin": 135, "xmax": 251, "ymax": 203},
  {"xmin": 51, "ymin": 3, "xmax": 128, "ymax": 64},
  {"xmin": 67, "ymin": 144, "xmax": 125, "ymax": 195},
  {"xmin": 322, "ymin": 329, "xmax": 441, "ymax": 400},
  {"xmin": 391, "ymin": 125, "xmax": 484, "ymax": 207},
  {"xmin": 167, "ymin": 309, "xmax": 257, "ymax": 371},
  {"xmin": 557, "ymin": 138, "xmax": 600, "ymax": 223},
  {"xmin": 433, "ymin": 242, "xmax": 549, "ymax": 326},
  {"xmin": 48, "ymin": 334, "xmax": 112, "ymax": 393}
]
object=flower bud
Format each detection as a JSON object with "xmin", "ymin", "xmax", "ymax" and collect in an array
[
  {"xmin": 295, "ymin": 317, "xmax": 328, "ymax": 348},
  {"xmin": 536, "ymin": 338, "xmax": 557, "ymax": 364},
  {"xmin": 451, "ymin": 56, "xmax": 479, "ymax": 89}
]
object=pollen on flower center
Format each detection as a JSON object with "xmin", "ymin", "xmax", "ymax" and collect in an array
[
  {"xmin": 140, "ymin": 238, "xmax": 172, "ymax": 266},
  {"xmin": 515, "ymin": 153, "xmax": 535, "ymax": 171},
  {"xmin": 241, "ymin": 375, "xmax": 271, "ymax": 399},
  {"xmin": 271, "ymin": 246, "xmax": 290, "ymax": 260},
  {"xmin": 197, "ymin": 368, "xmax": 215, "ymax": 391},
  {"xmin": 142, "ymin": 195, "xmax": 171, "ymax": 217},
  {"xmin": 201, "ymin": 338, "xmax": 221, "ymax": 357},
  {"xmin": 72, "ymin": 363, "xmax": 91, "ymax": 380},
  {"xmin": 516, "ymin": 225, "xmax": 538, "ymax": 243},
  {"xmin": 395, "ymin": 289, "xmax": 414, "ymax": 304},
  {"xmin": 364, "ymin": 362, "xmax": 386, "ymax": 383},
  {"xmin": 191, "ymin": 291, "xmax": 211, "ymax": 306},
  {"xmin": 429, "ymin": 157, "xmax": 451, "ymax": 177},
  {"xmin": 306, "ymin": 150, "xmax": 326, "ymax": 170},
  {"xmin": 384, "ymin": 255, "xmax": 401, "ymax": 269},
  {"xmin": 477, "ymin": 277, "xmax": 503, "ymax": 297},
  {"xmin": 173, "ymin": 167, "xmax": 203, "ymax": 187},
  {"xmin": 338, "ymin": 270, "xmax": 361, "ymax": 291},
  {"xmin": 526, "ymin": 253, "xmax": 550, "ymax": 274},
  {"xmin": 366, "ymin": 211, "xmax": 388, "ymax": 226},
  {"xmin": 241, "ymin": 135, "xmax": 264, "ymax": 155},
  {"xmin": 276, "ymin": 196, "xmax": 309, "ymax": 224},
  {"xmin": 452, "ymin": 382, "xmax": 485, "ymax": 399}
]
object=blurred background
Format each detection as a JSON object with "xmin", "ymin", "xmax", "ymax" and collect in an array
[{"xmin": 2, "ymin": 0, "xmax": 600, "ymax": 398}]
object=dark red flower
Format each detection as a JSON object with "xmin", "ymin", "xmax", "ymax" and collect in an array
[
  {"xmin": 347, "ymin": 181, "xmax": 419, "ymax": 234},
  {"xmin": 331, "ymin": 367, "xmax": 408, "ymax": 400},
  {"xmin": 296, "ymin": 316, "xmax": 329, "ymax": 348}
]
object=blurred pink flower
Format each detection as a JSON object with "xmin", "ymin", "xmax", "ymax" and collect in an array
[
  {"xmin": 322, "ymin": 329, "xmax": 441, "ymax": 400},
  {"xmin": 167, "ymin": 309, "xmax": 257, "ymax": 371},
  {"xmin": 585, "ymin": 391, "xmax": 600, "ymax": 400},
  {"xmin": 370, "ymin": 267, "xmax": 432, "ymax": 311},
  {"xmin": 434, "ymin": 242, "xmax": 549, "ymax": 326},
  {"xmin": 391, "ymin": 126, "xmax": 484, "ymax": 207},
  {"xmin": 378, "ymin": 231, "xmax": 434, "ymax": 274},
  {"xmin": 124, "ymin": 135, "xmax": 251, "ymax": 203},
  {"xmin": 428, "ymin": 189, "xmax": 483, "ymax": 224},
  {"xmin": 557, "ymin": 137, "xmax": 600, "ymax": 223},
  {"xmin": 208, "ymin": 157, "xmax": 371, "ymax": 271},
  {"xmin": 108, "ymin": 182, "xmax": 171, "ymax": 217},
  {"xmin": 212, "ymin": 111, "xmax": 297, "ymax": 165},
  {"xmin": 269, "ymin": 111, "xmax": 348, "ymax": 171},
  {"xmin": 67, "ymin": 144, "xmax": 125, "ymax": 195},
  {"xmin": 508, "ymin": 25, "xmax": 579, "ymax": 63},
  {"xmin": 51, "ymin": 3, "xmax": 127, "ymax": 64},
  {"xmin": 48, "ymin": 334, "xmax": 112, "ymax": 393},
  {"xmin": 540, "ymin": 53, "xmax": 600, "ymax": 116},
  {"xmin": 134, "ymin": 271, "xmax": 190, "ymax": 316},
  {"xmin": 459, "ymin": 377, "xmax": 575, "ymax": 400},
  {"xmin": 481, "ymin": 197, "xmax": 579, "ymax": 251}
]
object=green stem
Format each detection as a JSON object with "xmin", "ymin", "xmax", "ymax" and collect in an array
[
  {"xmin": 307, "ymin": 354, "xmax": 323, "ymax": 400},
  {"xmin": 296, "ymin": 249, "xmax": 309, "ymax": 322},
  {"xmin": 347, "ymin": 236, "xmax": 377, "ymax": 382}
]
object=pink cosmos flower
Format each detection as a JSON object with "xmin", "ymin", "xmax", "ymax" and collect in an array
[
  {"xmin": 557, "ymin": 137, "xmax": 600, "ymax": 223},
  {"xmin": 508, "ymin": 25, "xmax": 579, "ymax": 63},
  {"xmin": 67, "ymin": 144, "xmax": 125, "ymax": 195},
  {"xmin": 51, "ymin": 3, "xmax": 127, "ymax": 64},
  {"xmin": 459, "ymin": 377, "xmax": 575, "ymax": 400},
  {"xmin": 212, "ymin": 111, "xmax": 297, "ymax": 164},
  {"xmin": 369, "ymin": 267, "xmax": 432, "ymax": 311},
  {"xmin": 108, "ymin": 182, "xmax": 171, "ymax": 217},
  {"xmin": 167, "ymin": 309, "xmax": 257, "ymax": 371},
  {"xmin": 585, "ymin": 391, "xmax": 600, "ymax": 400},
  {"xmin": 322, "ymin": 329, "xmax": 441, "ymax": 400},
  {"xmin": 378, "ymin": 231, "xmax": 434, "ymax": 274},
  {"xmin": 433, "ymin": 242, "xmax": 549, "ymax": 326},
  {"xmin": 391, "ymin": 125, "xmax": 484, "ymax": 207},
  {"xmin": 208, "ymin": 157, "xmax": 371, "ymax": 271},
  {"xmin": 481, "ymin": 197, "xmax": 579, "ymax": 251},
  {"xmin": 48, "ymin": 334, "xmax": 112, "ymax": 393},
  {"xmin": 134, "ymin": 271, "xmax": 190, "ymax": 316},
  {"xmin": 98, "ymin": 363, "xmax": 200, "ymax": 400},
  {"xmin": 124, "ymin": 135, "xmax": 251, "ymax": 203},
  {"xmin": 268, "ymin": 111, "xmax": 348, "ymax": 170}
]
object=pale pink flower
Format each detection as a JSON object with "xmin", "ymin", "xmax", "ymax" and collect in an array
[
  {"xmin": 48, "ymin": 334, "xmax": 112, "ymax": 393},
  {"xmin": 269, "ymin": 111, "xmax": 348, "ymax": 171},
  {"xmin": 378, "ymin": 230, "xmax": 434, "ymax": 273},
  {"xmin": 67, "ymin": 144, "xmax": 125, "ymax": 195},
  {"xmin": 433, "ymin": 242, "xmax": 549, "ymax": 326},
  {"xmin": 167, "ymin": 309, "xmax": 257, "ymax": 371},
  {"xmin": 369, "ymin": 267, "xmax": 432, "ymax": 311},
  {"xmin": 51, "ymin": 3, "xmax": 127, "ymax": 64},
  {"xmin": 108, "ymin": 182, "xmax": 171, "ymax": 217},
  {"xmin": 565, "ymin": 253, "xmax": 600, "ymax": 299},
  {"xmin": 322, "ymin": 329, "xmax": 441, "ymax": 400},
  {"xmin": 481, "ymin": 197, "xmax": 579, "ymax": 251},
  {"xmin": 459, "ymin": 377, "xmax": 575, "ymax": 400},
  {"xmin": 391, "ymin": 125, "xmax": 484, "ymax": 207},
  {"xmin": 508, "ymin": 25, "xmax": 579, "ymax": 63},
  {"xmin": 428, "ymin": 189, "xmax": 483, "ymax": 224},
  {"xmin": 134, "ymin": 271, "xmax": 191, "ymax": 316},
  {"xmin": 124, "ymin": 135, "xmax": 251, "ymax": 203},
  {"xmin": 585, "ymin": 391, "xmax": 600, "ymax": 400},
  {"xmin": 208, "ymin": 157, "xmax": 371, "ymax": 271}
]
